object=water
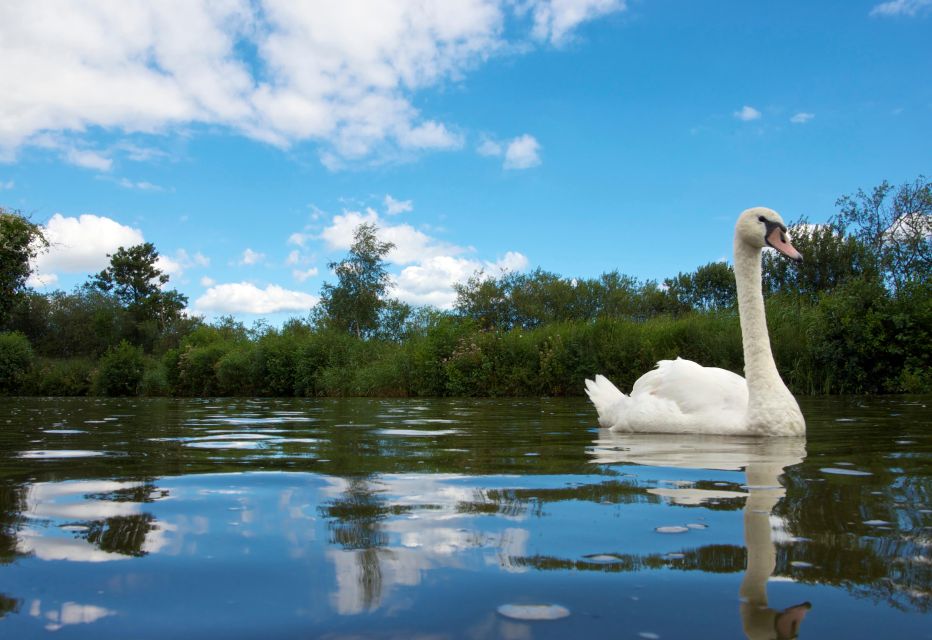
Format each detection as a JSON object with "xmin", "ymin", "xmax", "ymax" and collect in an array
[{"xmin": 0, "ymin": 396, "xmax": 929, "ymax": 639}]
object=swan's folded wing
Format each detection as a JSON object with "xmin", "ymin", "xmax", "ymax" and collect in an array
[{"xmin": 631, "ymin": 358, "xmax": 748, "ymax": 416}]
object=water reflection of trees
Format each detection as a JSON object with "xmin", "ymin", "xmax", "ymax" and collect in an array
[{"xmin": 777, "ymin": 467, "xmax": 931, "ymax": 612}]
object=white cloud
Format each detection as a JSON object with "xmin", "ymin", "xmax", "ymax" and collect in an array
[
  {"xmin": 288, "ymin": 232, "xmax": 312, "ymax": 248},
  {"xmin": 526, "ymin": 0, "xmax": 626, "ymax": 45},
  {"xmin": 64, "ymin": 148, "xmax": 112, "ymax": 172},
  {"xmin": 195, "ymin": 282, "xmax": 318, "ymax": 314},
  {"xmin": 733, "ymin": 105, "xmax": 762, "ymax": 122},
  {"xmin": 239, "ymin": 248, "xmax": 265, "ymax": 265},
  {"xmin": 0, "ymin": 2, "xmax": 618, "ymax": 167},
  {"xmin": 286, "ymin": 250, "xmax": 301, "ymax": 265},
  {"xmin": 320, "ymin": 208, "xmax": 463, "ymax": 264},
  {"xmin": 315, "ymin": 207, "xmax": 527, "ymax": 308},
  {"xmin": 870, "ymin": 0, "xmax": 932, "ymax": 16},
  {"xmin": 790, "ymin": 112, "xmax": 815, "ymax": 124},
  {"xmin": 0, "ymin": 179, "xmax": 13, "ymax": 190},
  {"xmin": 477, "ymin": 138, "xmax": 502, "ymax": 157},
  {"xmin": 384, "ymin": 194, "xmax": 413, "ymax": 215},
  {"xmin": 31, "ymin": 213, "xmax": 144, "ymax": 280},
  {"xmin": 156, "ymin": 249, "xmax": 209, "ymax": 280},
  {"xmin": 292, "ymin": 267, "xmax": 320, "ymax": 282},
  {"xmin": 503, "ymin": 134, "xmax": 541, "ymax": 169},
  {"xmin": 26, "ymin": 272, "xmax": 58, "ymax": 288},
  {"xmin": 200, "ymin": 276, "xmax": 216, "ymax": 287},
  {"xmin": 116, "ymin": 178, "xmax": 164, "ymax": 191},
  {"xmin": 391, "ymin": 251, "xmax": 528, "ymax": 308}
]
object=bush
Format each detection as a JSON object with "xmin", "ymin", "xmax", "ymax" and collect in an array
[
  {"xmin": 140, "ymin": 360, "xmax": 170, "ymax": 396},
  {"xmin": 93, "ymin": 341, "xmax": 145, "ymax": 396},
  {"xmin": 23, "ymin": 358, "xmax": 94, "ymax": 396},
  {"xmin": 216, "ymin": 347, "xmax": 256, "ymax": 396},
  {"xmin": 0, "ymin": 332, "xmax": 35, "ymax": 393}
]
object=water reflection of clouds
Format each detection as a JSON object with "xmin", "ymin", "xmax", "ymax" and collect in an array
[
  {"xmin": 17, "ymin": 479, "xmax": 174, "ymax": 562},
  {"xmin": 29, "ymin": 600, "xmax": 116, "ymax": 632},
  {"xmin": 321, "ymin": 474, "xmax": 531, "ymax": 614}
]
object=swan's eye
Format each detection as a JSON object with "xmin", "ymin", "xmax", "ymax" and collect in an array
[{"xmin": 758, "ymin": 215, "xmax": 767, "ymax": 223}]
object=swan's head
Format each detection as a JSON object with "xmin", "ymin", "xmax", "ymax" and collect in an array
[{"xmin": 735, "ymin": 207, "xmax": 803, "ymax": 262}]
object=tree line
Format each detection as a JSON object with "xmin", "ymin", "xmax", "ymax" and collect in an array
[{"xmin": 1, "ymin": 176, "xmax": 929, "ymax": 397}]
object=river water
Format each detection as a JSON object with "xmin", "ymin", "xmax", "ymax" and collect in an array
[{"xmin": 0, "ymin": 396, "xmax": 929, "ymax": 639}]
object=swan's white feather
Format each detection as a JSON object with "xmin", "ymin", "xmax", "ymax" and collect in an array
[{"xmin": 586, "ymin": 358, "xmax": 749, "ymax": 435}]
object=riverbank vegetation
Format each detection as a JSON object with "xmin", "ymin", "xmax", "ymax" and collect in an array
[{"xmin": 1, "ymin": 177, "xmax": 929, "ymax": 397}]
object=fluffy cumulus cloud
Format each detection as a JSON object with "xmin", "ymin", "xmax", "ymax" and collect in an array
[
  {"xmin": 384, "ymin": 194, "xmax": 413, "ymax": 215},
  {"xmin": 526, "ymin": 0, "xmax": 625, "ymax": 44},
  {"xmin": 733, "ymin": 105, "xmax": 762, "ymax": 122},
  {"xmin": 0, "ymin": 1, "xmax": 625, "ymax": 167},
  {"xmin": 321, "ymin": 209, "xmax": 465, "ymax": 265},
  {"xmin": 392, "ymin": 251, "xmax": 528, "ymax": 307},
  {"xmin": 239, "ymin": 248, "xmax": 265, "ymax": 265},
  {"xmin": 477, "ymin": 133, "xmax": 542, "ymax": 169},
  {"xmin": 195, "ymin": 282, "xmax": 318, "ymax": 314},
  {"xmin": 29, "ymin": 213, "xmax": 144, "ymax": 284},
  {"xmin": 504, "ymin": 134, "xmax": 542, "ymax": 169},
  {"xmin": 870, "ymin": 0, "xmax": 932, "ymax": 16},
  {"xmin": 790, "ymin": 112, "xmax": 815, "ymax": 124},
  {"xmin": 317, "ymin": 208, "xmax": 527, "ymax": 308}
]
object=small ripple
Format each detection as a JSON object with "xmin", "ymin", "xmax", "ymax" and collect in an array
[
  {"xmin": 820, "ymin": 467, "xmax": 873, "ymax": 476},
  {"xmin": 18, "ymin": 450, "xmax": 106, "ymax": 459},
  {"xmin": 497, "ymin": 603, "xmax": 570, "ymax": 621}
]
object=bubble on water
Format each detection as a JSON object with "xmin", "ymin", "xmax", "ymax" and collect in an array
[
  {"xmin": 638, "ymin": 633, "xmax": 661, "ymax": 639},
  {"xmin": 864, "ymin": 519, "xmax": 891, "ymax": 526},
  {"xmin": 497, "ymin": 603, "xmax": 570, "ymax": 621},
  {"xmin": 895, "ymin": 440, "xmax": 916, "ymax": 445},
  {"xmin": 655, "ymin": 526, "xmax": 689, "ymax": 534},
  {"xmin": 820, "ymin": 467, "xmax": 872, "ymax": 476},
  {"xmin": 686, "ymin": 523, "xmax": 708, "ymax": 530},
  {"xmin": 834, "ymin": 462, "xmax": 855, "ymax": 466},
  {"xmin": 835, "ymin": 418, "xmax": 856, "ymax": 422},
  {"xmin": 42, "ymin": 429, "xmax": 86, "ymax": 435},
  {"xmin": 791, "ymin": 561, "xmax": 813, "ymax": 568}
]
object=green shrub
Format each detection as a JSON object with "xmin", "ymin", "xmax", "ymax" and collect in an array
[
  {"xmin": 140, "ymin": 360, "xmax": 170, "ymax": 396},
  {"xmin": 0, "ymin": 332, "xmax": 35, "ymax": 393},
  {"xmin": 216, "ymin": 347, "xmax": 256, "ymax": 396},
  {"xmin": 23, "ymin": 358, "xmax": 94, "ymax": 396},
  {"xmin": 93, "ymin": 341, "xmax": 145, "ymax": 396}
]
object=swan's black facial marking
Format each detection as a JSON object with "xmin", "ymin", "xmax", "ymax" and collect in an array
[{"xmin": 760, "ymin": 217, "xmax": 802, "ymax": 263}]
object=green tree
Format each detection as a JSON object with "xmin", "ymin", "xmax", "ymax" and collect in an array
[
  {"xmin": 833, "ymin": 176, "xmax": 931, "ymax": 292},
  {"xmin": 317, "ymin": 223, "xmax": 396, "ymax": 338},
  {"xmin": 762, "ymin": 219, "xmax": 878, "ymax": 299},
  {"xmin": 89, "ymin": 243, "xmax": 188, "ymax": 350},
  {"xmin": 0, "ymin": 208, "xmax": 47, "ymax": 328},
  {"xmin": 664, "ymin": 261, "xmax": 737, "ymax": 312}
]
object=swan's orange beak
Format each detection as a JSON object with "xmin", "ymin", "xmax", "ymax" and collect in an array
[{"xmin": 766, "ymin": 225, "xmax": 803, "ymax": 263}]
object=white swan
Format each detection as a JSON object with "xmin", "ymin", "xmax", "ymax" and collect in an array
[{"xmin": 585, "ymin": 207, "xmax": 805, "ymax": 436}]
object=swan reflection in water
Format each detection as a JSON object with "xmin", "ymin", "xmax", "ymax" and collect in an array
[{"xmin": 589, "ymin": 432, "xmax": 812, "ymax": 640}]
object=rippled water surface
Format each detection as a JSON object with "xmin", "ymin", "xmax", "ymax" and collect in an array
[{"xmin": 0, "ymin": 396, "xmax": 929, "ymax": 639}]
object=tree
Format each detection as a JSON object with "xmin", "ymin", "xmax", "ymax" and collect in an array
[
  {"xmin": 89, "ymin": 242, "xmax": 188, "ymax": 351},
  {"xmin": 664, "ymin": 261, "xmax": 737, "ymax": 312},
  {"xmin": 762, "ymin": 219, "xmax": 878, "ymax": 299},
  {"xmin": 833, "ymin": 176, "xmax": 931, "ymax": 292},
  {"xmin": 0, "ymin": 208, "xmax": 47, "ymax": 328},
  {"xmin": 317, "ymin": 223, "xmax": 396, "ymax": 338}
]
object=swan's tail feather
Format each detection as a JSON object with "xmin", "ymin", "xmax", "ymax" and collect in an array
[{"xmin": 585, "ymin": 374, "xmax": 626, "ymax": 428}]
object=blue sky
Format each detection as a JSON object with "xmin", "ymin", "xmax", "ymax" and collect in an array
[{"xmin": 1, "ymin": 0, "xmax": 930, "ymax": 323}]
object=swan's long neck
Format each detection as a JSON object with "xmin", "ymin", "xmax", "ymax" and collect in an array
[{"xmin": 733, "ymin": 239, "xmax": 800, "ymax": 433}]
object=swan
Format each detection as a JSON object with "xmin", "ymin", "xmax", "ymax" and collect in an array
[{"xmin": 585, "ymin": 207, "xmax": 806, "ymax": 436}]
